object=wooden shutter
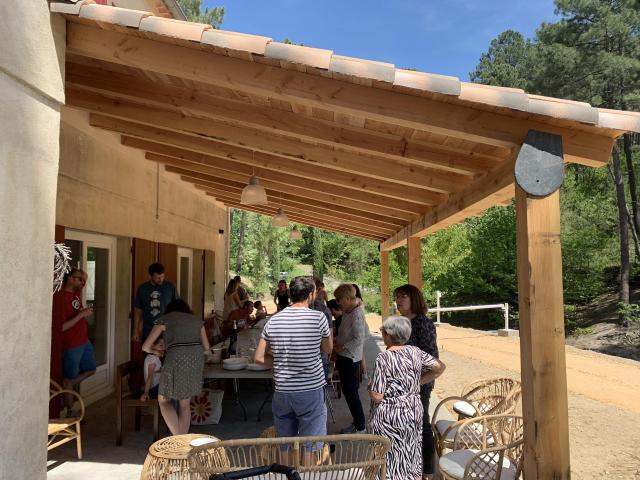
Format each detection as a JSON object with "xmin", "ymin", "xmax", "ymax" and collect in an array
[
  {"xmin": 203, "ymin": 250, "xmax": 216, "ymax": 315},
  {"xmin": 158, "ymin": 243, "xmax": 178, "ymax": 286}
]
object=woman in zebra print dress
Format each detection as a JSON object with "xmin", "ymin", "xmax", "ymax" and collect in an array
[{"xmin": 369, "ymin": 316, "xmax": 445, "ymax": 480}]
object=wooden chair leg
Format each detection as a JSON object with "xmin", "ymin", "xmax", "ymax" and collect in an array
[
  {"xmin": 116, "ymin": 400, "xmax": 123, "ymax": 446},
  {"xmin": 76, "ymin": 423, "xmax": 83, "ymax": 460},
  {"xmin": 134, "ymin": 406, "xmax": 141, "ymax": 432},
  {"xmin": 153, "ymin": 404, "xmax": 159, "ymax": 441}
]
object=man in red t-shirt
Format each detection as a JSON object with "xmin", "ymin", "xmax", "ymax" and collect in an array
[{"xmin": 51, "ymin": 268, "xmax": 95, "ymax": 413}]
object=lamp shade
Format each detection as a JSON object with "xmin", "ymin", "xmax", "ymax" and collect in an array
[
  {"xmin": 240, "ymin": 176, "xmax": 268, "ymax": 205},
  {"xmin": 289, "ymin": 227, "xmax": 302, "ymax": 240},
  {"xmin": 272, "ymin": 208, "xmax": 289, "ymax": 227}
]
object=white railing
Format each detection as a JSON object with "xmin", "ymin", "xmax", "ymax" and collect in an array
[{"xmin": 432, "ymin": 290, "xmax": 510, "ymax": 331}]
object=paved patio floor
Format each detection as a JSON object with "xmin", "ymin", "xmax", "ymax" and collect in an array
[{"xmin": 47, "ymin": 335, "xmax": 440, "ymax": 479}]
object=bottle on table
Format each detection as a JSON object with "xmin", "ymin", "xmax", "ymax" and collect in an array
[{"xmin": 229, "ymin": 319, "xmax": 238, "ymax": 355}]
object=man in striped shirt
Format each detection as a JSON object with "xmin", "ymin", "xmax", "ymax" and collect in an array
[{"xmin": 254, "ymin": 276, "xmax": 333, "ymax": 450}]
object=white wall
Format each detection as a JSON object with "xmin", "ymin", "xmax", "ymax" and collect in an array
[{"xmin": 0, "ymin": 4, "xmax": 66, "ymax": 479}]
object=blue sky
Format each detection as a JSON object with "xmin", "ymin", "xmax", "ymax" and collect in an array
[{"xmin": 204, "ymin": 0, "xmax": 559, "ymax": 81}]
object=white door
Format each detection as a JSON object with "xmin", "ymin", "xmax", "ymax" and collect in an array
[
  {"xmin": 177, "ymin": 247, "xmax": 193, "ymax": 306},
  {"xmin": 64, "ymin": 231, "xmax": 117, "ymax": 405}
]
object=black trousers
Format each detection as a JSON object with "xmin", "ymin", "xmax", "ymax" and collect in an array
[
  {"xmin": 336, "ymin": 355, "xmax": 366, "ymax": 431},
  {"xmin": 421, "ymin": 387, "xmax": 435, "ymax": 474}
]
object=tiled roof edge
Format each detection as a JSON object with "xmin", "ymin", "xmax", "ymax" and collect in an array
[{"xmin": 51, "ymin": 3, "xmax": 640, "ymax": 133}]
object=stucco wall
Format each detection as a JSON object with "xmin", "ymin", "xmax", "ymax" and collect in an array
[
  {"xmin": 57, "ymin": 107, "xmax": 228, "ymax": 254},
  {"xmin": 0, "ymin": 6, "xmax": 65, "ymax": 480}
]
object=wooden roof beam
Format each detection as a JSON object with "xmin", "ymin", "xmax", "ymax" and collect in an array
[
  {"xmin": 67, "ymin": 22, "xmax": 615, "ymax": 166},
  {"xmin": 144, "ymin": 151, "xmax": 423, "ymax": 221},
  {"xmin": 175, "ymin": 174, "xmax": 402, "ymax": 233},
  {"xmin": 381, "ymin": 156, "xmax": 517, "ymax": 251},
  {"xmin": 66, "ymin": 63, "xmax": 502, "ymax": 175},
  {"xmin": 66, "ymin": 89, "xmax": 465, "ymax": 195}
]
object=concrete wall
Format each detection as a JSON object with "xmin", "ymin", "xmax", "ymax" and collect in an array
[{"xmin": 0, "ymin": 5, "xmax": 66, "ymax": 480}]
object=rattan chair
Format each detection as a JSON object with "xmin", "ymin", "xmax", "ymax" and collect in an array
[
  {"xmin": 48, "ymin": 379, "xmax": 85, "ymax": 459},
  {"xmin": 438, "ymin": 415, "xmax": 524, "ymax": 480},
  {"xmin": 188, "ymin": 433, "xmax": 391, "ymax": 480},
  {"xmin": 432, "ymin": 378, "xmax": 521, "ymax": 455}
]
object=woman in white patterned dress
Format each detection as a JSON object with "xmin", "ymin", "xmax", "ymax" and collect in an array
[{"xmin": 369, "ymin": 316, "xmax": 446, "ymax": 480}]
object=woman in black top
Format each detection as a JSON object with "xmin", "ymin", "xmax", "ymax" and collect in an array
[
  {"xmin": 393, "ymin": 284, "xmax": 439, "ymax": 480},
  {"xmin": 274, "ymin": 279, "xmax": 290, "ymax": 311}
]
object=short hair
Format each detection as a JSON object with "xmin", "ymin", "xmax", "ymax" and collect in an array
[
  {"xmin": 327, "ymin": 299, "xmax": 340, "ymax": 311},
  {"xmin": 148, "ymin": 263, "xmax": 165, "ymax": 276},
  {"xmin": 394, "ymin": 284, "xmax": 428, "ymax": 314},
  {"xmin": 233, "ymin": 275, "xmax": 241, "ymax": 282},
  {"xmin": 63, "ymin": 267, "xmax": 81, "ymax": 284},
  {"xmin": 253, "ymin": 300, "xmax": 263, "ymax": 308},
  {"xmin": 381, "ymin": 315, "xmax": 412, "ymax": 345},
  {"xmin": 289, "ymin": 276, "xmax": 316, "ymax": 303},
  {"xmin": 242, "ymin": 300, "xmax": 253, "ymax": 309},
  {"xmin": 352, "ymin": 283, "xmax": 362, "ymax": 299},
  {"xmin": 165, "ymin": 298, "xmax": 192, "ymax": 314},
  {"xmin": 334, "ymin": 283, "xmax": 356, "ymax": 301},
  {"xmin": 278, "ymin": 279, "xmax": 287, "ymax": 287},
  {"xmin": 315, "ymin": 278, "xmax": 325, "ymax": 289}
]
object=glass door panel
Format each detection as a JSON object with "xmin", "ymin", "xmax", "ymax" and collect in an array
[{"xmin": 86, "ymin": 247, "xmax": 109, "ymax": 366}]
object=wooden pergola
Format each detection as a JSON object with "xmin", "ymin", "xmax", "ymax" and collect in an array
[{"xmin": 52, "ymin": 2, "xmax": 640, "ymax": 478}]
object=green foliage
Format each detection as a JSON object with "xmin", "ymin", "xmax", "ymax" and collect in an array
[
  {"xmin": 617, "ymin": 301, "xmax": 640, "ymax": 324},
  {"xmin": 176, "ymin": 0, "xmax": 224, "ymax": 28},
  {"xmin": 574, "ymin": 326, "xmax": 595, "ymax": 335}
]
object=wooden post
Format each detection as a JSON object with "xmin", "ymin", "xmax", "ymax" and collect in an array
[
  {"xmin": 380, "ymin": 250, "xmax": 390, "ymax": 318},
  {"xmin": 407, "ymin": 237, "xmax": 422, "ymax": 288},
  {"xmin": 516, "ymin": 185, "xmax": 570, "ymax": 479}
]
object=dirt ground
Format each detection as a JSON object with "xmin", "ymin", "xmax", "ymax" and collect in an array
[{"xmin": 363, "ymin": 315, "xmax": 640, "ymax": 479}]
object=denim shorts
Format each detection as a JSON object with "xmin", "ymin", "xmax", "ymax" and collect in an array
[
  {"xmin": 272, "ymin": 387, "xmax": 327, "ymax": 449},
  {"xmin": 63, "ymin": 341, "xmax": 97, "ymax": 379}
]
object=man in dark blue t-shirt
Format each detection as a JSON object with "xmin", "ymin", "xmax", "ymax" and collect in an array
[{"xmin": 132, "ymin": 262, "xmax": 178, "ymax": 343}]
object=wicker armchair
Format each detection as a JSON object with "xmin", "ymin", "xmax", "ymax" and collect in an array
[
  {"xmin": 48, "ymin": 379, "xmax": 85, "ymax": 459},
  {"xmin": 431, "ymin": 378, "xmax": 521, "ymax": 454},
  {"xmin": 438, "ymin": 415, "xmax": 524, "ymax": 480},
  {"xmin": 188, "ymin": 433, "xmax": 391, "ymax": 480}
]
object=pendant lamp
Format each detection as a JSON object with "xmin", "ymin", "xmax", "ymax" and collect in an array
[
  {"xmin": 240, "ymin": 175, "xmax": 268, "ymax": 205},
  {"xmin": 289, "ymin": 226, "xmax": 302, "ymax": 240},
  {"xmin": 271, "ymin": 208, "xmax": 289, "ymax": 227}
]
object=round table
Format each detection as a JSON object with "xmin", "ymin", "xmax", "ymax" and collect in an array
[{"xmin": 141, "ymin": 434, "xmax": 228, "ymax": 479}]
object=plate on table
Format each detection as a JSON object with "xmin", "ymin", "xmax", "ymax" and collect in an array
[
  {"xmin": 246, "ymin": 363, "xmax": 270, "ymax": 371},
  {"xmin": 222, "ymin": 357, "xmax": 248, "ymax": 370}
]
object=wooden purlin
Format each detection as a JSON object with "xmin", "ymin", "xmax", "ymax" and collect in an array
[
  {"xmin": 381, "ymin": 157, "xmax": 517, "ymax": 250},
  {"xmin": 177, "ymin": 175, "xmax": 401, "ymax": 234},
  {"xmin": 66, "ymin": 62, "xmax": 502, "ymax": 175},
  {"xmin": 65, "ymin": 89, "xmax": 457, "ymax": 199},
  {"xmin": 66, "ymin": 21, "xmax": 617, "ymax": 166}
]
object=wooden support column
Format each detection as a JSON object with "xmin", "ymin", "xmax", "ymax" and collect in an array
[
  {"xmin": 407, "ymin": 237, "xmax": 422, "ymax": 288},
  {"xmin": 380, "ymin": 250, "xmax": 390, "ymax": 318},
  {"xmin": 515, "ymin": 131, "xmax": 570, "ymax": 479}
]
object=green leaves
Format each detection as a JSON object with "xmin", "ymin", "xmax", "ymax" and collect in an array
[{"xmin": 176, "ymin": 0, "xmax": 224, "ymax": 29}]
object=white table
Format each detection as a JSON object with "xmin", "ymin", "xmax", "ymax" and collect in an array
[{"xmin": 203, "ymin": 364, "xmax": 273, "ymax": 421}]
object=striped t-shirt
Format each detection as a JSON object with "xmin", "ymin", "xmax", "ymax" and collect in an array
[{"xmin": 262, "ymin": 307, "xmax": 331, "ymax": 392}]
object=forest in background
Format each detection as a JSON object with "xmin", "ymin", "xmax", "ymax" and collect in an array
[{"xmin": 181, "ymin": 0, "xmax": 640, "ymax": 330}]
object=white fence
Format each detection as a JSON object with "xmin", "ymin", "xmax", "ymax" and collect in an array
[{"xmin": 431, "ymin": 290, "xmax": 511, "ymax": 331}]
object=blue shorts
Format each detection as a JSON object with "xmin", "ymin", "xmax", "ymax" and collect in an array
[
  {"xmin": 273, "ymin": 387, "xmax": 326, "ymax": 450},
  {"xmin": 63, "ymin": 341, "xmax": 97, "ymax": 379}
]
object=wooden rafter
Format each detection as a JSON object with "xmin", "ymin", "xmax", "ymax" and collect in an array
[
  {"xmin": 66, "ymin": 21, "xmax": 616, "ymax": 166},
  {"xmin": 175, "ymin": 174, "xmax": 402, "ymax": 233},
  {"xmin": 146, "ymin": 152, "xmax": 424, "ymax": 220},
  {"xmin": 66, "ymin": 62, "xmax": 502, "ymax": 175},
  {"xmin": 66, "ymin": 90, "xmax": 462, "ymax": 196}
]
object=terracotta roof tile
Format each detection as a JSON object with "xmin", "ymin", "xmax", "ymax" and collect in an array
[
  {"xmin": 50, "ymin": 0, "xmax": 95, "ymax": 15},
  {"xmin": 393, "ymin": 70, "xmax": 460, "ymax": 96},
  {"xmin": 264, "ymin": 42, "xmax": 332, "ymax": 70},
  {"xmin": 459, "ymin": 82, "xmax": 528, "ymax": 111},
  {"xmin": 201, "ymin": 30, "xmax": 271, "ymax": 55},
  {"xmin": 79, "ymin": 4, "xmax": 152, "ymax": 28},
  {"xmin": 597, "ymin": 108, "xmax": 640, "ymax": 132},
  {"xmin": 329, "ymin": 55, "xmax": 395, "ymax": 83},
  {"xmin": 527, "ymin": 95, "xmax": 598, "ymax": 125},
  {"xmin": 139, "ymin": 16, "xmax": 211, "ymax": 42}
]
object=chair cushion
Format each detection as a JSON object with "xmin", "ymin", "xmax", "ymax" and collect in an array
[
  {"xmin": 435, "ymin": 420, "xmax": 458, "ymax": 442},
  {"xmin": 453, "ymin": 400, "xmax": 477, "ymax": 417},
  {"xmin": 439, "ymin": 449, "xmax": 517, "ymax": 480}
]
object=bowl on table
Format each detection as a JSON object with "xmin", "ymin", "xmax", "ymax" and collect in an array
[
  {"xmin": 222, "ymin": 357, "xmax": 248, "ymax": 371},
  {"xmin": 246, "ymin": 363, "xmax": 270, "ymax": 371}
]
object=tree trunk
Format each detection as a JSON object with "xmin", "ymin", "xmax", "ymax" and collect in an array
[
  {"xmin": 623, "ymin": 133, "xmax": 640, "ymax": 246},
  {"xmin": 612, "ymin": 145, "xmax": 630, "ymax": 317},
  {"xmin": 235, "ymin": 210, "xmax": 247, "ymax": 273},
  {"xmin": 312, "ymin": 228, "xmax": 324, "ymax": 280}
]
